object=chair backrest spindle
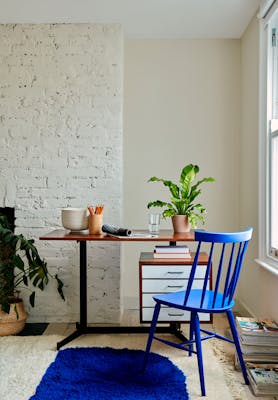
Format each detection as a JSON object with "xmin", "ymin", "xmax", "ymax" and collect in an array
[
  {"xmin": 200, "ymin": 243, "xmax": 213, "ymax": 308},
  {"xmin": 222, "ymin": 243, "xmax": 235, "ymax": 307},
  {"xmin": 183, "ymin": 241, "xmax": 202, "ymax": 305},
  {"xmin": 212, "ymin": 243, "xmax": 225, "ymax": 308}
]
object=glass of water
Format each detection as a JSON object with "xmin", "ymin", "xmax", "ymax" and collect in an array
[{"xmin": 148, "ymin": 213, "xmax": 161, "ymax": 234}]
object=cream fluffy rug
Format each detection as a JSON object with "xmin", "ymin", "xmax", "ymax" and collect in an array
[{"xmin": 0, "ymin": 333, "xmax": 252, "ymax": 400}]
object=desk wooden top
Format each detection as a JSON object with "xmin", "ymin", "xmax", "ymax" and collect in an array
[{"xmin": 39, "ymin": 229, "xmax": 195, "ymax": 242}]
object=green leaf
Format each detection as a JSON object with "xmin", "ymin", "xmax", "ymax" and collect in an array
[
  {"xmin": 148, "ymin": 176, "xmax": 180, "ymax": 199},
  {"xmin": 191, "ymin": 176, "xmax": 215, "ymax": 190},
  {"xmin": 180, "ymin": 165, "xmax": 196, "ymax": 199},
  {"xmin": 147, "ymin": 200, "xmax": 168, "ymax": 209},
  {"xmin": 32, "ymin": 275, "xmax": 41, "ymax": 288},
  {"xmin": 1, "ymin": 301, "xmax": 10, "ymax": 314},
  {"xmin": 162, "ymin": 209, "xmax": 176, "ymax": 217},
  {"xmin": 23, "ymin": 275, "xmax": 28, "ymax": 286},
  {"xmin": 55, "ymin": 274, "xmax": 65, "ymax": 301},
  {"xmin": 29, "ymin": 292, "xmax": 35, "ymax": 307},
  {"xmin": 12, "ymin": 254, "xmax": 25, "ymax": 271},
  {"xmin": 13, "ymin": 303, "xmax": 19, "ymax": 319}
]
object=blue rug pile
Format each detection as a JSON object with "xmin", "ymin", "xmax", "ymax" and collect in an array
[{"xmin": 30, "ymin": 347, "xmax": 188, "ymax": 400}]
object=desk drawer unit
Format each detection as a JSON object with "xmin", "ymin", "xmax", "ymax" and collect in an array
[{"xmin": 139, "ymin": 252, "xmax": 211, "ymax": 323}]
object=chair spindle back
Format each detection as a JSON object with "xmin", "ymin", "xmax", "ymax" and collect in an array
[{"xmin": 183, "ymin": 228, "xmax": 253, "ymax": 309}]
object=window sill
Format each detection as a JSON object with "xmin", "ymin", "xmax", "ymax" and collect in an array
[{"xmin": 255, "ymin": 258, "xmax": 278, "ymax": 276}]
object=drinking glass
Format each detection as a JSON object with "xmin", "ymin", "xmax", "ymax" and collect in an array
[{"xmin": 148, "ymin": 213, "xmax": 160, "ymax": 234}]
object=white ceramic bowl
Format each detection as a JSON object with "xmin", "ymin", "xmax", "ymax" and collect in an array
[{"xmin": 61, "ymin": 208, "xmax": 89, "ymax": 231}]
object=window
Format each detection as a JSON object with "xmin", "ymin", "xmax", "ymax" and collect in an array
[
  {"xmin": 270, "ymin": 26, "xmax": 278, "ymax": 257},
  {"xmin": 259, "ymin": 1, "xmax": 278, "ymax": 270}
]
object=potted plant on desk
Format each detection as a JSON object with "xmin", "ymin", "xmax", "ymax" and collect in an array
[
  {"xmin": 0, "ymin": 215, "xmax": 65, "ymax": 335},
  {"xmin": 147, "ymin": 164, "xmax": 215, "ymax": 232}
]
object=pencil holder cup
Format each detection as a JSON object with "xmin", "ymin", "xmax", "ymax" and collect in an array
[{"xmin": 89, "ymin": 214, "xmax": 103, "ymax": 235}]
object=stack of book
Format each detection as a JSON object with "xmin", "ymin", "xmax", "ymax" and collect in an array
[
  {"xmin": 153, "ymin": 245, "xmax": 191, "ymax": 259},
  {"xmin": 235, "ymin": 316, "xmax": 278, "ymax": 396}
]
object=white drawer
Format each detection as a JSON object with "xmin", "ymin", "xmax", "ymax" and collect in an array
[
  {"xmin": 142, "ymin": 264, "xmax": 206, "ymax": 279},
  {"xmin": 142, "ymin": 281, "xmax": 208, "ymax": 306},
  {"xmin": 142, "ymin": 307, "xmax": 210, "ymax": 322},
  {"xmin": 142, "ymin": 279, "xmax": 188, "ymax": 292},
  {"xmin": 142, "ymin": 278, "xmax": 208, "ymax": 293}
]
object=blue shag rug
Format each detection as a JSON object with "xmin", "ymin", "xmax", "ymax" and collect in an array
[{"xmin": 29, "ymin": 347, "xmax": 188, "ymax": 400}]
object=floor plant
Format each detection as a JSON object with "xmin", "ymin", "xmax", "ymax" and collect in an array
[{"xmin": 0, "ymin": 215, "xmax": 64, "ymax": 315}]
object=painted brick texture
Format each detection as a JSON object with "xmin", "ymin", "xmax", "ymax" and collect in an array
[{"xmin": 0, "ymin": 24, "xmax": 123, "ymax": 322}]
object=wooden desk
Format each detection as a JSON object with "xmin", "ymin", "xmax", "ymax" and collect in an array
[{"xmin": 40, "ymin": 229, "xmax": 196, "ymax": 349}]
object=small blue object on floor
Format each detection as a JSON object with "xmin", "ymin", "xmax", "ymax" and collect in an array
[{"xmin": 30, "ymin": 347, "xmax": 188, "ymax": 400}]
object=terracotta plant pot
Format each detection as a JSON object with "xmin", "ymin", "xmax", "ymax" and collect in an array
[
  {"xmin": 0, "ymin": 299, "xmax": 28, "ymax": 336},
  {"xmin": 171, "ymin": 215, "xmax": 191, "ymax": 233}
]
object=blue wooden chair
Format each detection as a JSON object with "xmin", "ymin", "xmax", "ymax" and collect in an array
[{"xmin": 143, "ymin": 228, "xmax": 253, "ymax": 396}]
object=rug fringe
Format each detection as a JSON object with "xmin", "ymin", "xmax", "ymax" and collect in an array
[{"xmin": 209, "ymin": 338, "xmax": 249, "ymax": 400}]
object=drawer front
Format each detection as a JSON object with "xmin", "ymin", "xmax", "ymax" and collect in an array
[
  {"xmin": 142, "ymin": 280, "xmax": 208, "ymax": 306},
  {"xmin": 142, "ymin": 264, "xmax": 206, "ymax": 279},
  {"xmin": 142, "ymin": 278, "xmax": 207, "ymax": 293},
  {"xmin": 142, "ymin": 279, "xmax": 187, "ymax": 292},
  {"xmin": 142, "ymin": 307, "xmax": 210, "ymax": 322}
]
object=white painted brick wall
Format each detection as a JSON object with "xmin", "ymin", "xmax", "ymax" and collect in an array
[{"xmin": 0, "ymin": 24, "xmax": 123, "ymax": 322}]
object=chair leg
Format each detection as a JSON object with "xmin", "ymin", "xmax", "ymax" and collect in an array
[
  {"xmin": 226, "ymin": 309, "xmax": 249, "ymax": 385},
  {"xmin": 189, "ymin": 312, "xmax": 194, "ymax": 356},
  {"xmin": 142, "ymin": 302, "xmax": 161, "ymax": 370},
  {"xmin": 193, "ymin": 312, "xmax": 206, "ymax": 396}
]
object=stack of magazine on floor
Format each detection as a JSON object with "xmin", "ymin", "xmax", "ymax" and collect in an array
[
  {"xmin": 153, "ymin": 245, "xmax": 191, "ymax": 259},
  {"xmin": 245, "ymin": 362, "xmax": 278, "ymax": 396},
  {"xmin": 235, "ymin": 316, "xmax": 278, "ymax": 396}
]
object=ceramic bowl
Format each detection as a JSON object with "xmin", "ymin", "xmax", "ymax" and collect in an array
[{"xmin": 61, "ymin": 208, "xmax": 89, "ymax": 231}]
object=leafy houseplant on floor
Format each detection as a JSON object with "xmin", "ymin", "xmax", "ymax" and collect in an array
[
  {"xmin": 0, "ymin": 215, "xmax": 65, "ymax": 335},
  {"xmin": 147, "ymin": 164, "xmax": 215, "ymax": 232}
]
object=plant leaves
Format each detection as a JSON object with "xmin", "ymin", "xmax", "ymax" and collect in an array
[
  {"xmin": 0, "ymin": 218, "xmax": 66, "ymax": 309},
  {"xmin": 147, "ymin": 163, "xmax": 214, "ymax": 228}
]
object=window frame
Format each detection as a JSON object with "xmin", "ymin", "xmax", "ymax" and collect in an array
[{"xmin": 258, "ymin": 0, "xmax": 278, "ymax": 273}]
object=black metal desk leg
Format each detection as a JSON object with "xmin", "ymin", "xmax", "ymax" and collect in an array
[
  {"xmin": 79, "ymin": 241, "xmax": 87, "ymax": 330},
  {"xmin": 57, "ymin": 240, "xmax": 87, "ymax": 350}
]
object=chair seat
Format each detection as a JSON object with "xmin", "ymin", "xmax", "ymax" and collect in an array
[{"xmin": 153, "ymin": 289, "xmax": 234, "ymax": 313}]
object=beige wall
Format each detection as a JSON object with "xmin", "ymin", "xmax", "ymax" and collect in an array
[
  {"xmin": 123, "ymin": 39, "xmax": 241, "ymax": 309},
  {"xmin": 121, "ymin": 17, "xmax": 278, "ymax": 318},
  {"xmin": 238, "ymin": 16, "xmax": 278, "ymax": 319}
]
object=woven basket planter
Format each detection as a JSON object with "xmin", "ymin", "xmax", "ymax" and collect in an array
[{"xmin": 0, "ymin": 299, "xmax": 28, "ymax": 336}]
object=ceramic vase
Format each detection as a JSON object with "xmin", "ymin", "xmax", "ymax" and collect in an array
[{"xmin": 171, "ymin": 215, "xmax": 191, "ymax": 233}]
